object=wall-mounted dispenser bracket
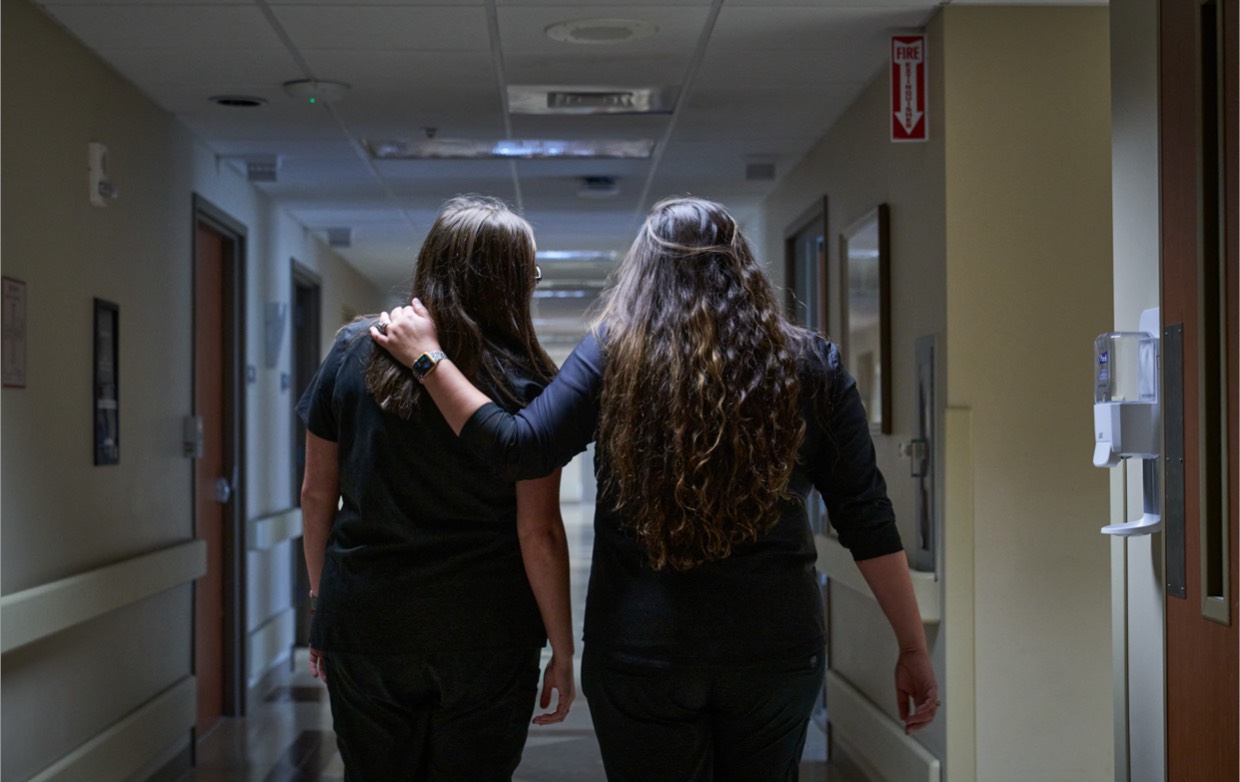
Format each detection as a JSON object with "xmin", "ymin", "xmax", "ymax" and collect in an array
[{"xmin": 1094, "ymin": 307, "xmax": 1161, "ymax": 536}]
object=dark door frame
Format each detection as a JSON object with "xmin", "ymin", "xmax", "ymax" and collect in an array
[
  {"xmin": 783, "ymin": 194, "xmax": 829, "ymax": 330},
  {"xmin": 290, "ymin": 259, "xmax": 322, "ymax": 647},
  {"xmin": 192, "ymin": 193, "xmax": 248, "ymax": 718}
]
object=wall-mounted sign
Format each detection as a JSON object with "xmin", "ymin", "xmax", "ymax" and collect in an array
[
  {"xmin": 891, "ymin": 34, "xmax": 928, "ymax": 142},
  {"xmin": 94, "ymin": 298, "xmax": 120, "ymax": 465},
  {"xmin": 2, "ymin": 277, "xmax": 26, "ymax": 388}
]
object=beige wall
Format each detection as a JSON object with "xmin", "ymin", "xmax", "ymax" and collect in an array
[
  {"xmin": 942, "ymin": 6, "xmax": 1114, "ymax": 780},
  {"xmin": 761, "ymin": 5, "xmax": 1114, "ymax": 780},
  {"xmin": 0, "ymin": 1, "xmax": 384, "ymax": 778}
]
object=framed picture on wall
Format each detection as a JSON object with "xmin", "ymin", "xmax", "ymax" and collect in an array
[
  {"xmin": 3, "ymin": 276, "xmax": 27, "ymax": 388},
  {"xmin": 840, "ymin": 204, "xmax": 891, "ymax": 434},
  {"xmin": 93, "ymin": 298, "xmax": 120, "ymax": 465}
]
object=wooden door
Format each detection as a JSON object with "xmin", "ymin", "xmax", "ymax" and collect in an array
[
  {"xmin": 194, "ymin": 221, "xmax": 227, "ymax": 734},
  {"xmin": 1160, "ymin": 1, "xmax": 1238, "ymax": 779},
  {"xmin": 192, "ymin": 201, "xmax": 246, "ymax": 733}
]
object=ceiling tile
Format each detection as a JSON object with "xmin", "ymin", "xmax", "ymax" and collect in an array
[{"xmin": 270, "ymin": 5, "xmax": 491, "ymax": 51}]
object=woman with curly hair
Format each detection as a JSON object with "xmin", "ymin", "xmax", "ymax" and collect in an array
[
  {"xmin": 372, "ymin": 196, "xmax": 937, "ymax": 781},
  {"xmin": 298, "ymin": 195, "xmax": 574, "ymax": 781}
]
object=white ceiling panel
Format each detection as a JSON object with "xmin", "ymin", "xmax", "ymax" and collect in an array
[
  {"xmin": 502, "ymin": 52, "xmax": 693, "ymax": 86},
  {"xmin": 93, "ymin": 47, "xmax": 302, "ymax": 93},
  {"xmin": 269, "ymin": 5, "xmax": 492, "ymax": 52},
  {"xmin": 710, "ymin": 5, "xmax": 935, "ymax": 51},
  {"xmin": 675, "ymin": 83, "xmax": 859, "ymax": 143},
  {"xmin": 40, "ymin": 4, "xmax": 286, "ymax": 49},
  {"xmin": 298, "ymin": 50, "xmax": 497, "ymax": 90}
]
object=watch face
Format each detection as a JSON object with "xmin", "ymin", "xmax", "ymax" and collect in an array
[{"xmin": 413, "ymin": 354, "xmax": 435, "ymax": 376}]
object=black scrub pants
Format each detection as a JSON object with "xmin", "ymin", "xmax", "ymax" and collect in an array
[
  {"xmin": 322, "ymin": 646, "xmax": 542, "ymax": 782},
  {"xmin": 582, "ymin": 645, "xmax": 826, "ymax": 782}
]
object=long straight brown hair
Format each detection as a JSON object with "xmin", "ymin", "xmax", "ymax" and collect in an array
[
  {"xmin": 593, "ymin": 197, "xmax": 810, "ymax": 571},
  {"xmin": 365, "ymin": 195, "xmax": 555, "ymax": 417}
]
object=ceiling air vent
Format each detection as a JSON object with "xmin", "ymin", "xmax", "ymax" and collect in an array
[
  {"xmin": 245, "ymin": 157, "xmax": 279, "ymax": 183},
  {"xmin": 509, "ymin": 85, "xmax": 675, "ymax": 115},
  {"xmin": 325, "ymin": 228, "xmax": 352, "ymax": 248},
  {"xmin": 745, "ymin": 161, "xmax": 776, "ymax": 181},
  {"xmin": 577, "ymin": 176, "xmax": 620, "ymax": 199}
]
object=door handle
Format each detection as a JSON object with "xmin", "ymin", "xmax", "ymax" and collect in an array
[{"xmin": 214, "ymin": 477, "xmax": 233, "ymax": 504}]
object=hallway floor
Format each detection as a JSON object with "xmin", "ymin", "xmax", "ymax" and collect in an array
[{"xmin": 184, "ymin": 501, "xmax": 852, "ymax": 781}]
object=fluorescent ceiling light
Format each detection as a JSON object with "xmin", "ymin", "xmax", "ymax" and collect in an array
[
  {"xmin": 544, "ymin": 18, "xmax": 658, "ymax": 45},
  {"xmin": 536, "ymin": 250, "xmax": 620, "ymax": 262},
  {"xmin": 533, "ymin": 289, "xmax": 593, "ymax": 299},
  {"xmin": 367, "ymin": 138, "xmax": 654, "ymax": 160}
]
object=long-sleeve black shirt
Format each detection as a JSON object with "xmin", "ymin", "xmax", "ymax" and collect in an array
[{"xmin": 461, "ymin": 330, "xmax": 904, "ymax": 662}]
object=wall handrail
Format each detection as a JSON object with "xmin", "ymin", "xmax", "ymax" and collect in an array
[
  {"xmin": 248, "ymin": 507, "xmax": 302, "ymax": 551},
  {"xmin": 814, "ymin": 533, "xmax": 941, "ymax": 623},
  {"xmin": 0, "ymin": 540, "xmax": 206, "ymax": 654}
]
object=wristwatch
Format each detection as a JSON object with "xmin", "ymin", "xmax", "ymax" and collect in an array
[{"xmin": 412, "ymin": 350, "xmax": 448, "ymax": 382}]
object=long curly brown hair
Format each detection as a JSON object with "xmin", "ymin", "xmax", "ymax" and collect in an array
[
  {"xmin": 365, "ymin": 195, "xmax": 556, "ymax": 417},
  {"xmin": 594, "ymin": 197, "xmax": 808, "ymax": 571}
]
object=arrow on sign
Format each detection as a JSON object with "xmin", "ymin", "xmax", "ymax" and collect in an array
[{"xmin": 893, "ymin": 40, "xmax": 924, "ymax": 135}]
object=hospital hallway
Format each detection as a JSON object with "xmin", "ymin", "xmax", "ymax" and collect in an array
[{"xmin": 183, "ymin": 500, "xmax": 846, "ymax": 782}]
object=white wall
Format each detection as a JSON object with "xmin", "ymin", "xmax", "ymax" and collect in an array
[{"xmin": 0, "ymin": 2, "xmax": 384, "ymax": 778}]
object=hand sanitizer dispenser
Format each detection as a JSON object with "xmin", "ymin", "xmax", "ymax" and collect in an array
[{"xmin": 1093, "ymin": 308, "xmax": 1161, "ymax": 535}]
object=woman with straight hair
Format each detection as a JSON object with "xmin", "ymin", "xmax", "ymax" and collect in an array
[
  {"xmin": 372, "ymin": 196, "xmax": 937, "ymax": 781},
  {"xmin": 298, "ymin": 195, "xmax": 575, "ymax": 781}
]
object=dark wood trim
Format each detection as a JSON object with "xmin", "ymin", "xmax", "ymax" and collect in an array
[
  {"xmin": 1160, "ymin": 0, "xmax": 1238, "ymax": 777},
  {"xmin": 192, "ymin": 193, "xmax": 249, "ymax": 718},
  {"xmin": 290, "ymin": 258, "xmax": 322, "ymax": 647},
  {"xmin": 783, "ymin": 195, "xmax": 829, "ymax": 326},
  {"xmin": 875, "ymin": 203, "xmax": 892, "ymax": 434}
]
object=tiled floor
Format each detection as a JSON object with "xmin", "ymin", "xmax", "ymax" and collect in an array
[{"xmin": 184, "ymin": 501, "xmax": 849, "ymax": 781}]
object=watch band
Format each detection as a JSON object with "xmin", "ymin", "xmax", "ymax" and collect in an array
[{"xmin": 412, "ymin": 350, "xmax": 448, "ymax": 381}]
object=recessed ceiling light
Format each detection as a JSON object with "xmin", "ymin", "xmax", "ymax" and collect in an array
[
  {"xmin": 545, "ymin": 18, "xmax": 658, "ymax": 45},
  {"xmin": 209, "ymin": 95, "xmax": 267, "ymax": 108},
  {"xmin": 282, "ymin": 79, "xmax": 350, "ymax": 105},
  {"xmin": 366, "ymin": 138, "xmax": 655, "ymax": 160}
]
